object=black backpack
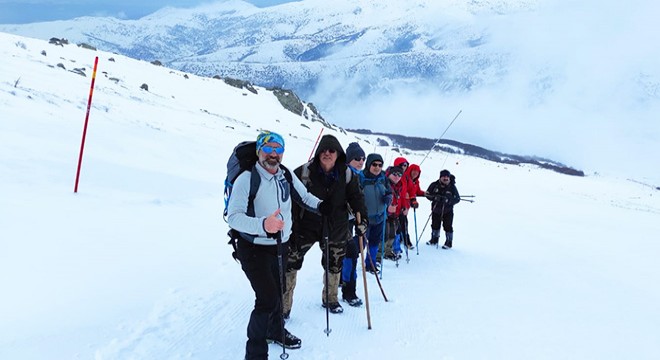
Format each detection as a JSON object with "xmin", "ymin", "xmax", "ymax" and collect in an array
[{"xmin": 223, "ymin": 141, "xmax": 293, "ymax": 260}]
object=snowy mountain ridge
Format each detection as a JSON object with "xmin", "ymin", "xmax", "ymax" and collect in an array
[{"xmin": 0, "ymin": 0, "xmax": 541, "ymax": 97}]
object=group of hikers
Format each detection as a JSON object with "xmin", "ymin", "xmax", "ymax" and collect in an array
[{"xmin": 226, "ymin": 131, "xmax": 461, "ymax": 360}]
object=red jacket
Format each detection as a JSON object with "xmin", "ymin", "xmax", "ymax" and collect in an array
[
  {"xmin": 387, "ymin": 163, "xmax": 409, "ymax": 216},
  {"xmin": 405, "ymin": 164, "xmax": 425, "ymax": 199}
]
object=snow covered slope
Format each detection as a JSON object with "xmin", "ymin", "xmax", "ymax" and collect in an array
[{"xmin": 2, "ymin": 32, "xmax": 660, "ymax": 359}]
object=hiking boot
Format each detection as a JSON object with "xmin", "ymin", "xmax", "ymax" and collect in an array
[
  {"xmin": 322, "ymin": 302, "xmax": 344, "ymax": 314},
  {"xmin": 426, "ymin": 236, "xmax": 439, "ymax": 245},
  {"xmin": 442, "ymin": 232, "xmax": 453, "ymax": 249},
  {"xmin": 267, "ymin": 328, "xmax": 302, "ymax": 349},
  {"xmin": 407, "ymin": 243, "xmax": 415, "ymax": 250},
  {"xmin": 384, "ymin": 252, "xmax": 397, "ymax": 261},
  {"xmin": 343, "ymin": 296, "xmax": 363, "ymax": 307}
]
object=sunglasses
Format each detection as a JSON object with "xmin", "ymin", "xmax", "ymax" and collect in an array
[
  {"xmin": 371, "ymin": 163, "xmax": 383, "ymax": 168},
  {"xmin": 390, "ymin": 172, "xmax": 403, "ymax": 177},
  {"xmin": 261, "ymin": 146, "xmax": 284, "ymax": 154},
  {"xmin": 353, "ymin": 157, "xmax": 366, "ymax": 161},
  {"xmin": 321, "ymin": 148, "xmax": 336, "ymax": 154},
  {"xmin": 401, "ymin": 163, "xmax": 409, "ymax": 167}
]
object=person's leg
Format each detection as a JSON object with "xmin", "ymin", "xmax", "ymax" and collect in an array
[{"xmin": 237, "ymin": 239, "xmax": 279, "ymax": 359}]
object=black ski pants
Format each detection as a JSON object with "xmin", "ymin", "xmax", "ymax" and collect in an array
[
  {"xmin": 431, "ymin": 211, "xmax": 454, "ymax": 233},
  {"xmin": 237, "ymin": 237, "xmax": 288, "ymax": 360}
]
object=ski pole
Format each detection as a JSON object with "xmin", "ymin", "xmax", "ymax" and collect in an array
[
  {"xmin": 419, "ymin": 212, "xmax": 432, "ymax": 241},
  {"xmin": 413, "ymin": 209, "xmax": 419, "ymax": 255},
  {"xmin": 461, "ymin": 198, "xmax": 475, "ymax": 203},
  {"xmin": 356, "ymin": 213, "xmax": 372, "ymax": 329},
  {"xmin": 322, "ymin": 217, "xmax": 331, "ymax": 336},
  {"xmin": 275, "ymin": 232, "xmax": 289, "ymax": 360},
  {"xmin": 420, "ymin": 110, "xmax": 462, "ymax": 166}
]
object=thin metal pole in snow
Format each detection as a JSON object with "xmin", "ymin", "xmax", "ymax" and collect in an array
[
  {"xmin": 74, "ymin": 56, "xmax": 99, "ymax": 193},
  {"xmin": 419, "ymin": 110, "xmax": 462, "ymax": 166}
]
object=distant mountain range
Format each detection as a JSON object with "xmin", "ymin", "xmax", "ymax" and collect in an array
[
  {"xmin": 0, "ymin": 0, "xmax": 539, "ymax": 100},
  {"xmin": 349, "ymin": 129, "xmax": 584, "ymax": 176}
]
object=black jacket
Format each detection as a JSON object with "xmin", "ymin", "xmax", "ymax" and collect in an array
[
  {"xmin": 425, "ymin": 176, "xmax": 460, "ymax": 215},
  {"xmin": 292, "ymin": 135, "xmax": 367, "ymax": 233}
]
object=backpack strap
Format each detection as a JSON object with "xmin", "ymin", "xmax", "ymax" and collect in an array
[{"xmin": 228, "ymin": 165, "xmax": 261, "ymax": 263}]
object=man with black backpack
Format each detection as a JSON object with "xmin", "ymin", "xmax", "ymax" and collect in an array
[
  {"xmin": 425, "ymin": 169, "xmax": 461, "ymax": 249},
  {"xmin": 226, "ymin": 131, "xmax": 332, "ymax": 360}
]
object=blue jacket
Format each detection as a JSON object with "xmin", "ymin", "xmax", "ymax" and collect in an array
[{"xmin": 359, "ymin": 170, "xmax": 392, "ymax": 224}]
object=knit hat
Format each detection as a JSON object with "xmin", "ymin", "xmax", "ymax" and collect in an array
[
  {"xmin": 256, "ymin": 131, "xmax": 285, "ymax": 154},
  {"xmin": 345, "ymin": 142, "xmax": 365, "ymax": 163},
  {"xmin": 387, "ymin": 166, "xmax": 404, "ymax": 177},
  {"xmin": 365, "ymin": 153, "xmax": 384, "ymax": 170},
  {"xmin": 440, "ymin": 169, "xmax": 451, "ymax": 178}
]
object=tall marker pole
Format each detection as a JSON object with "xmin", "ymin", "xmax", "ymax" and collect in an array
[
  {"xmin": 74, "ymin": 56, "xmax": 99, "ymax": 193},
  {"xmin": 308, "ymin": 127, "xmax": 324, "ymax": 161}
]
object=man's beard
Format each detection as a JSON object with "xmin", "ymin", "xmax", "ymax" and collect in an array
[{"xmin": 260, "ymin": 156, "xmax": 281, "ymax": 171}]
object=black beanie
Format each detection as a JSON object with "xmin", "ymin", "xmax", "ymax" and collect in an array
[
  {"xmin": 345, "ymin": 142, "xmax": 365, "ymax": 163},
  {"xmin": 440, "ymin": 169, "xmax": 451, "ymax": 178}
]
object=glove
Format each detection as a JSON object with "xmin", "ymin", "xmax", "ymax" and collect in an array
[
  {"xmin": 355, "ymin": 219, "xmax": 368, "ymax": 237},
  {"xmin": 318, "ymin": 200, "xmax": 333, "ymax": 216},
  {"xmin": 410, "ymin": 198, "xmax": 419, "ymax": 209}
]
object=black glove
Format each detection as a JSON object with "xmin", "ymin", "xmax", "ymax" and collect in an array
[
  {"xmin": 355, "ymin": 219, "xmax": 368, "ymax": 237},
  {"xmin": 410, "ymin": 198, "xmax": 419, "ymax": 209},
  {"xmin": 318, "ymin": 200, "xmax": 333, "ymax": 216}
]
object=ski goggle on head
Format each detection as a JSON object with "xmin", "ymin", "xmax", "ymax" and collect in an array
[{"xmin": 261, "ymin": 146, "xmax": 284, "ymax": 155}]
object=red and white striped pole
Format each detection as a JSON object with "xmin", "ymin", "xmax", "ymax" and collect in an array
[
  {"xmin": 74, "ymin": 56, "xmax": 99, "ymax": 193},
  {"xmin": 308, "ymin": 127, "xmax": 324, "ymax": 161}
]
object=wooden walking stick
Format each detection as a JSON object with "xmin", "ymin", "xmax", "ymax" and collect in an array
[{"xmin": 356, "ymin": 212, "xmax": 372, "ymax": 329}]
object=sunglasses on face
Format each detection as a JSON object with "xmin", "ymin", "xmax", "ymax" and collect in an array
[
  {"xmin": 261, "ymin": 146, "xmax": 284, "ymax": 154},
  {"xmin": 354, "ymin": 157, "xmax": 366, "ymax": 161},
  {"xmin": 371, "ymin": 163, "xmax": 383, "ymax": 168},
  {"xmin": 321, "ymin": 148, "xmax": 336, "ymax": 154},
  {"xmin": 391, "ymin": 172, "xmax": 403, "ymax": 177},
  {"xmin": 401, "ymin": 163, "xmax": 409, "ymax": 167}
]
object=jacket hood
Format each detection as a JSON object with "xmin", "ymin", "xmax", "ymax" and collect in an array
[
  {"xmin": 314, "ymin": 135, "xmax": 346, "ymax": 164},
  {"xmin": 406, "ymin": 164, "xmax": 421, "ymax": 180},
  {"xmin": 365, "ymin": 153, "xmax": 384, "ymax": 170},
  {"xmin": 393, "ymin": 157, "xmax": 409, "ymax": 167}
]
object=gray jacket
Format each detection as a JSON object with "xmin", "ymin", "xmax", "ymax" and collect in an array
[{"xmin": 227, "ymin": 163, "xmax": 321, "ymax": 245}]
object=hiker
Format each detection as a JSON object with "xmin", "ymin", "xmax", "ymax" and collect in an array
[
  {"xmin": 393, "ymin": 157, "xmax": 413, "ymax": 249},
  {"xmin": 359, "ymin": 153, "xmax": 393, "ymax": 273},
  {"xmin": 284, "ymin": 135, "xmax": 368, "ymax": 317},
  {"xmin": 381, "ymin": 165, "xmax": 405, "ymax": 261},
  {"xmin": 226, "ymin": 131, "xmax": 332, "ymax": 360},
  {"xmin": 425, "ymin": 169, "xmax": 461, "ymax": 248},
  {"xmin": 340, "ymin": 142, "xmax": 367, "ymax": 306},
  {"xmin": 404, "ymin": 163, "xmax": 426, "ymax": 245}
]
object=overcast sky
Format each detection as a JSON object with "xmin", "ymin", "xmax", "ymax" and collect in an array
[{"xmin": 0, "ymin": 0, "xmax": 298, "ymax": 24}]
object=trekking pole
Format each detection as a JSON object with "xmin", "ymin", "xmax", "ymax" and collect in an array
[
  {"xmin": 413, "ymin": 209, "xmax": 419, "ymax": 255},
  {"xmin": 380, "ymin": 207, "xmax": 387, "ymax": 280},
  {"xmin": 322, "ymin": 217, "xmax": 332, "ymax": 336},
  {"xmin": 367, "ymin": 248, "xmax": 389, "ymax": 302},
  {"xmin": 356, "ymin": 213, "xmax": 372, "ymax": 329},
  {"xmin": 461, "ymin": 198, "xmax": 475, "ymax": 203},
  {"xmin": 419, "ymin": 212, "xmax": 432, "ymax": 240},
  {"xmin": 275, "ymin": 231, "xmax": 289, "ymax": 360},
  {"xmin": 461, "ymin": 195, "xmax": 476, "ymax": 198},
  {"xmin": 419, "ymin": 110, "xmax": 462, "ymax": 166}
]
